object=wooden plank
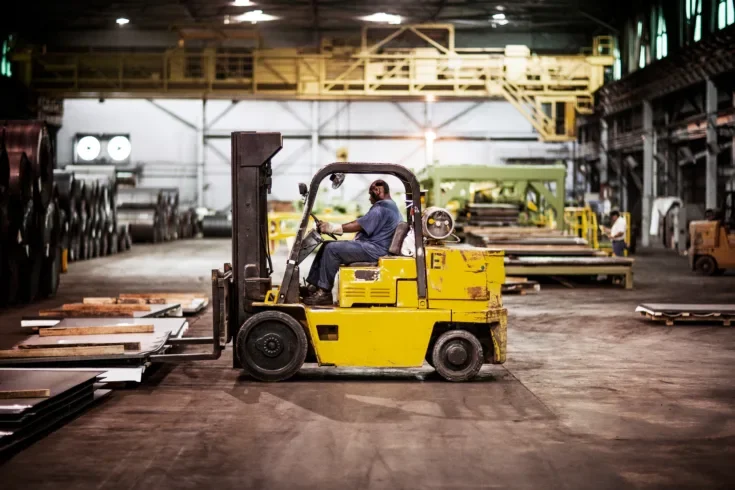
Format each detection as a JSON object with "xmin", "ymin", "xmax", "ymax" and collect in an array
[
  {"xmin": 38, "ymin": 324, "xmax": 155, "ymax": 337},
  {"xmin": 82, "ymin": 297, "xmax": 119, "ymax": 305},
  {"xmin": 60, "ymin": 303, "xmax": 151, "ymax": 312},
  {"xmin": 19, "ymin": 341, "xmax": 142, "ymax": 351},
  {"xmin": 0, "ymin": 388, "xmax": 51, "ymax": 399},
  {"xmin": 118, "ymin": 298, "xmax": 148, "ymax": 304},
  {"xmin": 0, "ymin": 345, "xmax": 124, "ymax": 358},
  {"xmin": 39, "ymin": 309, "xmax": 136, "ymax": 318},
  {"xmin": 120, "ymin": 293, "xmax": 204, "ymax": 300}
]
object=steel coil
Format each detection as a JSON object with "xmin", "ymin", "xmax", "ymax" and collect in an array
[{"xmin": 202, "ymin": 213, "xmax": 233, "ymax": 238}]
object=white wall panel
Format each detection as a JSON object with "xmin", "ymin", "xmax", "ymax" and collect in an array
[{"xmin": 58, "ymin": 98, "xmax": 570, "ymax": 211}]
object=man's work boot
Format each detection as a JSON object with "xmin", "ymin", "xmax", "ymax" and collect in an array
[
  {"xmin": 303, "ymin": 288, "xmax": 333, "ymax": 306},
  {"xmin": 300, "ymin": 283, "xmax": 318, "ymax": 298}
]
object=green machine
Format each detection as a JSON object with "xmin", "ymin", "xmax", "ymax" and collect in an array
[{"xmin": 416, "ymin": 164, "xmax": 567, "ymax": 230}]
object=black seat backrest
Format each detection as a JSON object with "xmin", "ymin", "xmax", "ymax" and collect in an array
[{"xmin": 388, "ymin": 222, "xmax": 410, "ymax": 256}]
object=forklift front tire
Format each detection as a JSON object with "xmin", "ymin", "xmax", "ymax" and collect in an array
[
  {"xmin": 431, "ymin": 330, "xmax": 484, "ymax": 382},
  {"xmin": 694, "ymin": 255, "xmax": 718, "ymax": 276},
  {"xmin": 236, "ymin": 311, "xmax": 308, "ymax": 382}
]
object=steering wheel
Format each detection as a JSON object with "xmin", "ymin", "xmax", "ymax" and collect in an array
[{"xmin": 310, "ymin": 213, "xmax": 338, "ymax": 241}]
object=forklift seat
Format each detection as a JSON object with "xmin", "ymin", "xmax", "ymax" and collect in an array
[{"xmin": 346, "ymin": 222, "xmax": 411, "ymax": 267}]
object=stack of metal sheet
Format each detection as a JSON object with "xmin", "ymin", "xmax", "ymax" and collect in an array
[
  {"xmin": 0, "ymin": 370, "xmax": 110, "ymax": 456},
  {"xmin": 465, "ymin": 203, "xmax": 520, "ymax": 226}
]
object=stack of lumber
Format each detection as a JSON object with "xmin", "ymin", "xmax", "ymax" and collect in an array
[
  {"xmin": 84, "ymin": 293, "xmax": 209, "ymax": 315},
  {"xmin": 636, "ymin": 304, "xmax": 735, "ymax": 326},
  {"xmin": 35, "ymin": 301, "xmax": 179, "ymax": 319},
  {"xmin": 0, "ymin": 318, "xmax": 188, "ymax": 368},
  {"xmin": 502, "ymin": 277, "xmax": 540, "ymax": 295},
  {"xmin": 463, "ymin": 226, "xmax": 635, "ymax": 289},
  {"xmin": 0, "ymin": 370, "xmax": 110, "ymax": 456},
  {"xmin": 464, "ymin": 203, "xmax": 520, "ymax": 226}
]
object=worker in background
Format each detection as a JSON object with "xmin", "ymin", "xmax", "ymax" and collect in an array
[
  {"xmin": 602, "ymin": 210, "xmax": 627, "ymax": 257},
  {"xmin": 301, "ymin": 179, "xmax": 401, "ymax": 306}
]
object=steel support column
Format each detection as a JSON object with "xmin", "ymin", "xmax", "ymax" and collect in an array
[
  {"xmin": 197, "ymin": 99, "xmax": 206, "ymax": 208},
  {"xmin": 706, "ymin": 78, "xmax": 718, "ymax": 210},
  {"xmin": 599, "ymin": 118, "xmax": 609, "ymax": 184},
  {"xmin": 642, "ymin": 100, "xmax": 653, "ymax": 247},
  {"xmin": 311, "ymin": 101, "xmax": 319, "ymax": 174},
  {"xmin": 424, "ymin": 98, "xmax": 434, "ymax": 168}
]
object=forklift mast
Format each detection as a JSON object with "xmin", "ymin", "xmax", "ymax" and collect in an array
[{"xmin": 230, "ymin": 132, "xmax": 283, "ymax": 338}]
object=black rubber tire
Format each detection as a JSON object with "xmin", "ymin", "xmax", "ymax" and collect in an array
[
  {"xmin": 425, "ymin": 337, "xmax": 437, "ymax": 368},
  {"xmin": 694, "ymin": 255, "xmax": 718, "ymax": 276},
  {"xmin": 236, "ymin": 311, "xmax": 308, "ymax": 382},
  {"xmin": 432, "ymin": 330, "xmax": 484, "ymax": 382}
]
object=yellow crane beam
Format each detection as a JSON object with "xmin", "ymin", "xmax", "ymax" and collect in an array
[{"xmin": 12, "ymin": 25, "xmax": 613, "ymax": 142}]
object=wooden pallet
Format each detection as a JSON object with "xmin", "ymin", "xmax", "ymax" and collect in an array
[{"xmin": 636, "ymin": 304, "xmax": 735, "ymax": 326}]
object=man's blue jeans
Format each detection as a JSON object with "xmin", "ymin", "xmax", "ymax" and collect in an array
[
  {"xmin": 307, "ymin": 241, "xmax": 375, "ymax": 290},
  {"xmin": 612, "ymin": 240, "xmax": 626, "ymax": 257}
]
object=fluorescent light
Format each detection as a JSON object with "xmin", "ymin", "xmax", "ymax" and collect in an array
[
  {"xmin": 231, "ymin": 0, "xmax": 254, "ymax": 5},
  {"xmin": 362, "ymin": 13, "xmax": 402, "ymax": 25},
  {"xmin": 235, "ymin": 9, "xmax": 276, "ymax": 23},
  {"xmin": 492, "ymin": 13, "xmax": 506, "ymax": 20},
  {"xmin": 496, "ymin": 5, "xmax": 505, "ymax": 11},
  {"xmin": 77, "ymin": 136, "xmax": 101, "ymax": 161},
  {"xmin": 424, "ymin": 130, "xmax": 437, "ymax": 141},
  {"xmin": 496, "ymin": 19, "xmax": 509, "ymax": 26},
  {"xmin": 116, "ymin": 18, "xmax": 129, "ymax": 26},
  {"xmin": 108, "ymin": 136, "xmax": 132, "ymax": 161}
]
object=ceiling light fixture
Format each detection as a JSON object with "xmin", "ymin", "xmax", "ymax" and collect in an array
[
  {"xmin": 231, "ymin": 0, "xmax": 254, "ymax": 5},
  {"xmin": 235, "ymin": 9, "xmax": 276, "ymax": 24},
  {"xmin": 496, "ymin": 5, "xmax": 505, "ymax": 11},
  {"xmin": 492, "ymin": 13, "xmax": 506, "ymax": 20},
  {"xmin": 496, "ymin": 19, "xmax": 509, "ymax": 26},
  {"xmin": 116, "ymin": 17, "xmax": 129, "ymax": 26},
  {"xmin": 362, "ymin": 13, "xmax": 402, "ymax": 25}
]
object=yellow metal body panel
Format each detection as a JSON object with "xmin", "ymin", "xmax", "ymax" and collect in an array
[
  {"xmin": 338, "ymin": 257, "xmax": 416, "ymax": 307},
  {"xmin": 425, "ymin": 246, "xmax": 504, "ymax": 307},
  {"xmin": 304, "ymin": 308, "xmax": 450, "ymax": 367}
]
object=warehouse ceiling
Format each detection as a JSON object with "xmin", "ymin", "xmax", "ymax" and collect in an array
[{"xmin": 4, "ymin": 0, "xmax": 623, "ymax": 37}]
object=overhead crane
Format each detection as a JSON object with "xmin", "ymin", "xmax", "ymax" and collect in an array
[{"xmin": 12, "ymin": 25, "xmax": 613, "ymax": 142}]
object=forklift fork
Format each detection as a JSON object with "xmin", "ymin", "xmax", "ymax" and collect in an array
[{"xmin": 149, "ymin": 267, "xmax": 231, "ymax": 362}]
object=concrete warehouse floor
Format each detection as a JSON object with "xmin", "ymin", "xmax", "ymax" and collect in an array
[{"xmin": 1, "ymin": 239, "xmax": 735, "ymax": 489}]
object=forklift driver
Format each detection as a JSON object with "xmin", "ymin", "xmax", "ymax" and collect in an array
[{"xmin": 302, "ymin": 179, "xmax": 401, "ymax": 306}]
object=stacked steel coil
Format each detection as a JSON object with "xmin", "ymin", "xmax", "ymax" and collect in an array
[
  {"xmin": 115, "ymin": 187, "xmax": 167, "ymax": 243},
  {"xmin": 0, "ymin": 121, "xmax": 61, "ymax": 306},
  {"xmin": 178, "ymin": 207, "xmax": 200, "ymax": 239},
  {"xmin": 202, "ymin": 212, "xmax": 233, "ymax": 237},
  {"xmin": 54, "ymin": 169, "xmax": 132, "ymax": 262}
]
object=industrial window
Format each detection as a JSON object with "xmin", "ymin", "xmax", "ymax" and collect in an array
[
  {"xmin": 0, "ymin": 37, "xmax": 11, "ymax": 78},
  {"xmin": 655, "ymin": 6, "xmax": 668, "ymax": 59},
  {"xmin": 686, "ymin": 0, "xmax": 702, "ymax": 42},
  {"xmin": 637, "ymin": 21, "xmax": 646, "ymax": 69},
  {"xmin": 718, "ymin": 0, "xmax": 735, "ymax": 29}
]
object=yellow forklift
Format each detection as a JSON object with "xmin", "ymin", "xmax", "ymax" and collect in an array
[
  {"xmin": 689, "ymin": 191, "xmax": 735, "ymax": 275},
  {"xmin": 166, "ymin": 132, "xmax": 507, "ymax": 382}
]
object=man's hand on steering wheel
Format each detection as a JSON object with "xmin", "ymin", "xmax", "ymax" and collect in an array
[{"xmin": 317, "ymin": 221, "xmax": 342, "ymax": 240}]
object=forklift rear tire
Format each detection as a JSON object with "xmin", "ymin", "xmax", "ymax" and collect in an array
[
  {"xmin": 694, "ymin": 256, "xmax": 718, "ymax": 276},
  {"xmin": 432, "ymin": 330, "xmax": 483, "ymax": 382},
  {"xmin": 236, "ymin": 311, "xmax": 308, "ymax": 382}
]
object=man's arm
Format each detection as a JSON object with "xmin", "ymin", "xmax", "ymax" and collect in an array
[{"xmin": 318, "ymin": 219, "xmax": 362, "ymax": 235}]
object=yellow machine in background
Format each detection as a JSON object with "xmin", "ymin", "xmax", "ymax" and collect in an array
[
  {"xmin": 564, "ymin": 206, "xmax": 631, "ymax": 256},
  {"xmin": 688, "ymin": 191, "xmax": 735, "ymax": 275}
]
